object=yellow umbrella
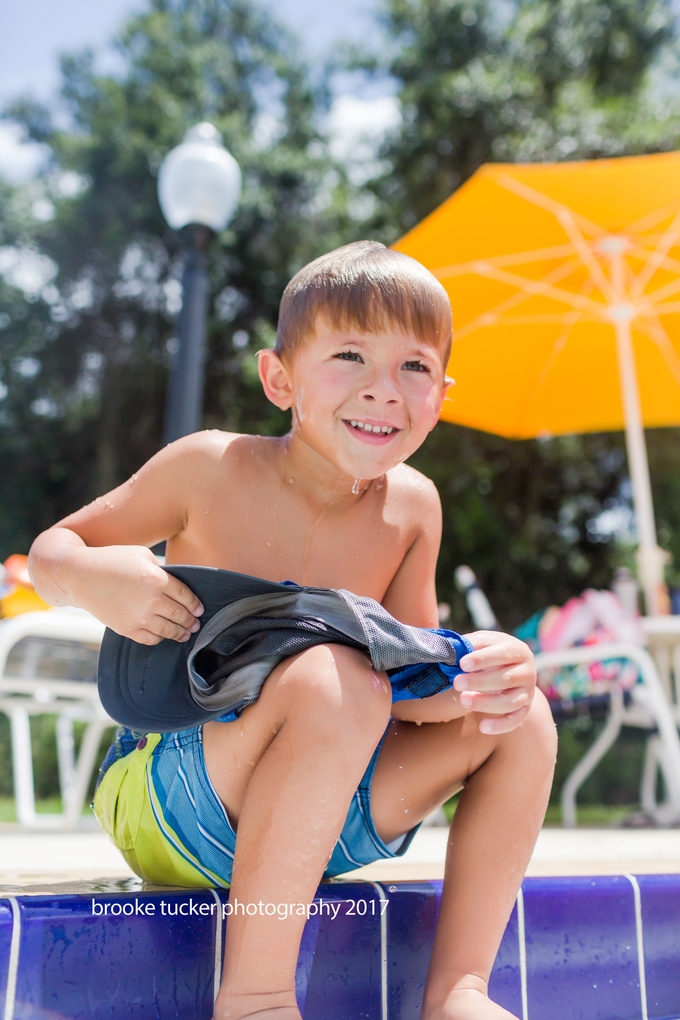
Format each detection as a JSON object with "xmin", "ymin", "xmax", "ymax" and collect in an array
[{"xmin": 394, "ymin": 151, "xmax": 680, "ymax": 615}]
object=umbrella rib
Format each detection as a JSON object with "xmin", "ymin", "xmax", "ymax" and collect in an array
[
  {"xmin": 550, "ymin": 209, "xmax": 615, "ymax": 303},
  {"xmin": 433, "ymin": 243, "xmax": 576, "ymax": 278},
  {"xmin": 464, "ymin": 264, "xmax": 605, "ymax": 316},
  {"xmin": 623, "ymin": 196, "xmax": 680, "ymax": 236},
  {"xmin": 631, "ymin": 207, "xmax": 680, "ymax": 299},
  {"xmin": 651, "ymin": 301, "xmax": 680, "ymax": 314},
  {"xmin": 451, "ymin": 259, "xmax": 583, "ymax": 342},
  {"xmin": 636, "ymin": 313, "xmax": 680, "ymax": 390},
  {"xmin": 496, "ymin": 174, "xmax": 604, "ymax": 237},
  {"xmin": 627, "ymin": 242, "xmax": 680, "ymax": 278},
  {"xmin": 496, "ymin": 175, "xmax": 616, "ymax": 302},
  {"xmin": 487, "ymin": 314, "xmax": 601, "ymax": 325},
  {"xmin": 515, "ymin": 309, "xmax": 585, "ymax": 435},
  {"xmin": 643, "ymin": 274, "xmax": 680, "ymax": 305},
  {"xmin": 514, "ymin": 275, "xmax": 598, "ymax": 434}
]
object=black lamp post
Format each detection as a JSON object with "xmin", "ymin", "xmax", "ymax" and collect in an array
[{"xmin": 158, "ymin": 123, "xmax": 241, "ymax": 444}]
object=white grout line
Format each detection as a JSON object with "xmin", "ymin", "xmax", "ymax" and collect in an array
[
  {"xmin": 516, "ymin": 887, "xmax": 528, "ymax": 1020},
  {"xmin": 624, "ymin": 874, "xmax": 649, "ymax": 1020},
  {"xmin": 3, "ymin": 897, "xmax": 20, "ymax": 1020},
  {"xmin": 370, "ymin": 883, "xmax": 388, "ymax": 1020},
  {"xmin": 210, "ymin": 890, "xmax": 223, "ymax": 1004}
]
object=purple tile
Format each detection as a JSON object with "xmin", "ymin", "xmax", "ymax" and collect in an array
[
  {"xmin": 636, "ymin": 874, "xmax": 680, "ymax": 1020},
  {"xmin": 380, "ymin": 881, "xmax": 439, "ymax": 1020},
  {"xmin": 14, "ymin": 891, "xmax": 218, "ymax": 1019},
  {"xmin": 523, "ymin": 876, "xmax": 642, "ymax": 1020},
  {"xmin": 304, "ymin": 883, "xmax": 382, "ymax": 1020}
]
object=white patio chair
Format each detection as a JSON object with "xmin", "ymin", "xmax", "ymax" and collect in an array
[
  {"xmin": 456, "ymin": 566, "xmax": 680, "ymax": 827},
  {"xmin": 534, "ymin": 642, "xmax": 680, "ymax": 827},
  {"xmin": 0, "ymin": 607, "xmax": 112, "ymax": 828}
]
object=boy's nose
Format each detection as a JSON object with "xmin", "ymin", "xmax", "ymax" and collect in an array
[{"xmin": 357, "ymin": 372, "xmax": 403, "ymax": 405}]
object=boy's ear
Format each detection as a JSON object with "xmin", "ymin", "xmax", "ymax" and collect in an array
[
  {"xmin": 429, "ymin": 375, "xmax": 455, "ymax": 433},
  {"xmin": 257, "ymin": 349, "xmax": 295, "ymax": 410}
]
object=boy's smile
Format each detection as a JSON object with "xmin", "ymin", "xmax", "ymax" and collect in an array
[{"xmin": 343, "ymin": 418, "xmax": 401, "ymax": 443}]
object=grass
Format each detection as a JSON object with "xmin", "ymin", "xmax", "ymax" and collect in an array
[
  {"xmin": 542, "ymin": 804, "xmax": 638, "ymax": 827},
  {"xmin": 0, "ymin": 797, "xmax": 94, "ymax": 823},
  {"xmin": 442, "ymin": 795, "xmax": 635, "ymax": 828}
]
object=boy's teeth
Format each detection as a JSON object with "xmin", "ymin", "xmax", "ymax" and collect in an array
[{"xmin": 349, "ymin": 420, "xmax": 395, "ymax": 434}]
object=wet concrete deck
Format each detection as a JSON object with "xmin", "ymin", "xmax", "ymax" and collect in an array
[{"xmin": 1, "ymin": 824, "xmax": 679, "ymax": 892}]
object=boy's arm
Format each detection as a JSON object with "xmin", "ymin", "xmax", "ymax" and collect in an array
[
  {"xmin": 382, "ymin": 471, "xmax": 537, "ymax": 733},
  {"xmin": 380, "ymin": 474, "xmax": 442, "ymax": 630},
  {"xmin": 28, "ymin": 434, "xmax": 218, "ymax": 644}
]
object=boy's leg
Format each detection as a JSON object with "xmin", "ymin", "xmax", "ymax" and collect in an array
[
  {"xmin": 370, "ymin": 692, "xmax": 557, "ymax": 1020},
  {"xmin": 202, "ymin": 643, "xmax": 392, "ymax": 1020}
]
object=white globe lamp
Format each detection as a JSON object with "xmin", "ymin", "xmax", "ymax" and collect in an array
[{"xmin": 158, "ymin": 122, "xmax": 241, "ymax": 233}]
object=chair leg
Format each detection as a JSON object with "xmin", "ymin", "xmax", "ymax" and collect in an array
[
  {"xmin": 561, "ymin": 690, "xmax": 625, "ymax": 827},
  {"xmin": 641, "ymin": 735, "xmax": 661, "ymax": 819},
  {"xmin": 56, "ymin": 714, "xmax": 78, "ymax": 808},
  {"xmin": 63, "ymin": 720, "xmax": 108, "ymax": 828},
  {"xmin": 10, "ymin": 708, "xmax": 37, "ymax": 826},
  {"xmin": 632, "ymin": 648, "xmax": 680, "ymax": 823}
]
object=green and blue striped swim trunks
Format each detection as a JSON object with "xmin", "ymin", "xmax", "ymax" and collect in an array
[{"xmin": 93, "ymin": 723, "xmax": 420, "ymax": 888}]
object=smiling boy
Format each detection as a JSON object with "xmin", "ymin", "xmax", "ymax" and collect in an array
[{"xmin": 29, "ymin": 241, "xmax": 557, "ymax": 1020}]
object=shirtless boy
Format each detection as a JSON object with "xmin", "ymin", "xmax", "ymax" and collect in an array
[{"xmin": 29, "ymin": 241, "xmax": 557, "ymax": 1020}]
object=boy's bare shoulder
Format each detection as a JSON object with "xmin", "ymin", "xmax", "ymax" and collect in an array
[
  {"xmin": 161, "ymin": 430, "xmax": 273, "ymax": 469},
  {"xmin": 385, "ymin": 463, "xmax": 442, "ymax": 528}
]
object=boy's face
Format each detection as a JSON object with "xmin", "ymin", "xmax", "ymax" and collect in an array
[{"xmin": 260, "ymin": 316, "xmax": 451, "ymax": 480}]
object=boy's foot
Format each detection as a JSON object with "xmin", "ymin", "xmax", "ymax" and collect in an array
[
  {"xmin": 422, "ymin": 988, "xmax": 518, "ymax": 1020},
  {"xmin": 213, "ymin": 1011, "xmax": 301, "ymax": 1020},
  {"xmin": 212, "ymin": 995, "xmax": 301, "ymax": 1020}
]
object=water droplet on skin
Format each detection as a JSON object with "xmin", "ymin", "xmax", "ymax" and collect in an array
[
  {"xmin": 266, "ymin": 540, "xmax": 272, "ymax": 547},
  {"xmin": 203, "ymin": 509, "xmax": 210, "ymax": 514},
  {"xmin": 398, "ymin": 765, "xmax": 403, "ymax": 770},
  {"xmin": 288, "ymin": 478, "xmax": 294, "ymax": 484}
]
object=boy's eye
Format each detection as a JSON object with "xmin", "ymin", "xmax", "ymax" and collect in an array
[
  {"xmin": 334, "ymin": 350, "xmax": 364, "ymax": 363},
  {"xmin": 403, "ymin": 360, "xmax": 430, "ymax": 373}
]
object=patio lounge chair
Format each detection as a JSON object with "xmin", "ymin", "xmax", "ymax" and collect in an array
[
  {"xmin": 0, "ymin": 607, "xmax": 111, "ymax": 828},
  {"xmin": 455, "ymin": 566, "xmax": 680, "ymax": 827}
]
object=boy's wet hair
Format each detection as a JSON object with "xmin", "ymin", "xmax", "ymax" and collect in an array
[{"xmin": 275, "ymin": 240, "xmax": 452, "ymax": 364}]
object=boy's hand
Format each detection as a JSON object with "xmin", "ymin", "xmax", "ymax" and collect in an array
[
  {"xmin": 455, "ymin": 631, "xmax": 536, "ymax": 735},
  {"xmin": 67, "ymin": 545, "xmax": 204, "ymax": 645}
]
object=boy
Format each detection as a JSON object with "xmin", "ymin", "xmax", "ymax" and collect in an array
[{"xmin": 29, "ymin": 241, "xmax": 557, "ymax": 1020}]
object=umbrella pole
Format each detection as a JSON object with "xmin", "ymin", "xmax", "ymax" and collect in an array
[{"xmin": 614, "ymin": 311, "xmax": 666, "ymax": 616}]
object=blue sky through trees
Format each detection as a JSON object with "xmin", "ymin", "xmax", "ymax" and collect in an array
[{"xmin": 0, "ymin": 0, "xmax": 378, "ymax": 104}]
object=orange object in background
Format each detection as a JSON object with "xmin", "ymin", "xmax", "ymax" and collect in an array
[
  {"xmin": 395, "ymin": 151, "xmax": 680, "ymax": 615},
  {"xmin": 0, "ymin": 553, "xmax": 50, "ymax": 617}
]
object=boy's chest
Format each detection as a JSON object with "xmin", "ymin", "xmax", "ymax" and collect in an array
[{"xmin": 169, "ymin": 478, "xmax": 413, "ymax": 601}]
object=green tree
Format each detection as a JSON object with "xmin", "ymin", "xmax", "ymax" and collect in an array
[
  {"xmin": 367, "ymin": 0, "xmax": 678, "ymax": 235},
  {"xmin": 0, "ymin": 0, "xmax": 354, "ymax": 553}
]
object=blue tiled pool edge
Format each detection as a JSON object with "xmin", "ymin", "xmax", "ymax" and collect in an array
[{"xmin": 1, "ymin": 874, "xmax": 679, "ymax": 1020}]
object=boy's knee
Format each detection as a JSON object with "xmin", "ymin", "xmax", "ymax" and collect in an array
[
  {"xmin": 526, "ymin": 689, "xmax": 558, "ymax": 766},
  {"xmin": 271, "ymin": 642, "xmax": 391, "ymax": 732}
]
